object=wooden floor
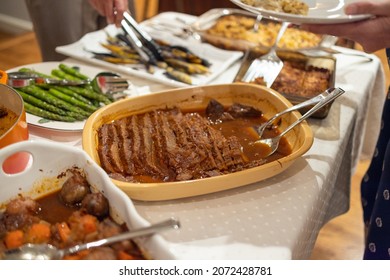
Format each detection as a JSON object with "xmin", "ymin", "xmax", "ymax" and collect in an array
[{"xmin": 0, "ymin": 30, "xmax": 371, "ymax": 259}]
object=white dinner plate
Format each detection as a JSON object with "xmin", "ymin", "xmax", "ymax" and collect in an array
[
  {"xmin": 230, "ymin": 0, "xmax": 372, "ymax": 24},
  {"xmin": 56, "ymin": 24, "xmax": 243, "ymax": 88},
  {"xmin": 7, "ymin": 62, "xmax": 108, "ymax": 132}
]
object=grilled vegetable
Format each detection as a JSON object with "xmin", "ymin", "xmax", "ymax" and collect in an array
[
  {"xmin": 169, "ymin": 45, "xmax": 212, "ymax": 67},
  {"xmin": 164, "ymin": 67, "xmax": 192, "ymax": 85},
  {"xmin": 164, "ymin": 58, "xmax": 209, "ymax": 74},
  {"xmin": 100, "ymin": 43, "xmax": 140, "ymax": 60},
  {"xmin": 96, "ymin": 56, "xmax": 140, "ymax": 64},
  {"xmin": 92, "ymin": 33, "xmax": 212, "ymax": 85}
]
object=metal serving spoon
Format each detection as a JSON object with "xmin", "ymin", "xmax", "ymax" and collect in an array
[
  {"xmin": 253, "ymin": 87, "xmax": 345, "ymax": 158},
  {"xmin": 1, "ymin": 218, "xmax": 180, "ymax": 260}
]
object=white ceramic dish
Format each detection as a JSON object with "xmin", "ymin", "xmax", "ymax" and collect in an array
[
  {"xmin": 56, "ymin": 24, "xmax": 243, "ymax": 87},
  {"xmin": 7, "ymin": 62, "xmax": 119, "ymax": 132},
  {"xmin": 230, "ymin": 0, "xmax": 372, "ymax": 24},
  {"xmin": 0, "ymin": 140, "xmax": 175, "ymax": 260}
]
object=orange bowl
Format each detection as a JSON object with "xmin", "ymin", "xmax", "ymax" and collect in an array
[
  {"xmin": 82, "ymin": 83, "xmax": 313, "ymax": 201},
  {"xmin": 0, "ymin": 81, "xmax": 29, "ymax": 174}
]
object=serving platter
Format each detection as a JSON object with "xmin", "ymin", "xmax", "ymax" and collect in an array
[
  {"xmin": 7, "ymin": 62, "xmax": 120, "ymax": 132},
  {"xmin": 56, "ymin": 24, "xmax": 243, "ymax": 88},
  {"xmin": 230, "ymin": 0, "xmax": 372, "ymax": 24},
  {"xmin": 82, "ymin": 83, "xmax": 314, "ymax": 201}
]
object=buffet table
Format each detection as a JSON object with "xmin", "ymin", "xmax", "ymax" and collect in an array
[
  {"xmin": 17, "ymin": 4, "xmax": 384, "ymax": 258},
  {"xmin": 132, "ymin": 52, "xmax": 386, "ymax": 260},
  {"xmin": 27, "ymin": 49, "xmax": 386, "ymax": 259}
]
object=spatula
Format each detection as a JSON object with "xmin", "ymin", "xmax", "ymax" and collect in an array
[{"xmin": 241, "ymin": 22, "xmax": 289, "ymax": 87}]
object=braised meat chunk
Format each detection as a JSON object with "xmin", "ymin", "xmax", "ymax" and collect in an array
[
  {"xmin": 97, "ymin": 99, "xmax": 290, "ymax": 183},
  {"xmin": 98, "ymin": 107, "xmax": 248, "ymax": 182}
]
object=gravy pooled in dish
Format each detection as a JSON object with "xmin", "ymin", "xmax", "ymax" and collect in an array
[
  {"xmin": 0, "ymin": 106, "xmax": 18, "ymax": 138},
  {"xmin": 0, "ymin": 168, "xmax": 146, "ymax": 260},
  {"xmin": 97, "ymin": 99, "xmax": 292, "ymax": 183}
]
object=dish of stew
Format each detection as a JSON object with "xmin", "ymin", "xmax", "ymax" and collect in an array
[{"xmin": 0, "ymin": 168, "xmax": 146, "ymax": 260}]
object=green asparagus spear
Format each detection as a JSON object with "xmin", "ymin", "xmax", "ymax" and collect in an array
[
  {"xmin": 68, "ymin": 86, "xmax": 112, "ymax": 105},
  {"xmin": 58, "ymin": 63, "xmax": 90, "ymax": 80},
  {"xmin": 48, "ymin": 88, "xmax": 98, "ymax": 113},
  {"xmin": 18, "ymin": 67, "xmax": 54, "ymax": 78},
  {"xmin": 51, "ymin": 69, "xmax": 81, "ymax": 81},
  {"xmin": 16, "ymin": 89, "xmax": 85, "ymax": 120},
  {"xmin": 21, "ymin": 85, "xmax": 90, "ymax": 117},
  {"xmin": 48, "ymin": 86, "xmax": 97, "ymax": 105},
  {"xmin": 24, "ymin": 102, "xmax": 77, "ymax": 122}
]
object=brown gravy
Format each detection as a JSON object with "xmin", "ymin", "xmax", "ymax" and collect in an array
[
  {"xmin": 199, "ymin": 110, "xmax": 292, "ymax": 163},
  {"xmin": 0, "ymin": 106, "xmax": 18, "ymax": 137}
]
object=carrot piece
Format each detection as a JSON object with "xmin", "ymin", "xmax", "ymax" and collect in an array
[
  {"xmin": 56, "ymin": 222, "xmax": 71, "ymax": 243},
  {"xmin": 80, "ymin": 214, "xmax": 98, "ymax": 234},
  {"xmin": 4, "ymin": 230, "xmax": 24, "ymax": 249},
  {"xmin": 25, "ymin": 223, "xmax": 51, "ymax": 243},
  {"xmin": 118, "ymin": 250, "xmax": 136, "ymax": 260},
  {"xmin": 63, "ymin": 250, "xmax": 89, "ymax": 260}
]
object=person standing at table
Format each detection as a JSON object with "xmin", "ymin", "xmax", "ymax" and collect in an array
[
  {"xmin": 24, "ymin": 0, "xmax": 135, "ymax": 61},
  {"xmin": 302, "ymin": 0, "xmax": 390, "ymax": 260}
]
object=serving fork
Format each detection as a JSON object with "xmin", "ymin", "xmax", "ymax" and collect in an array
[
  {"xmin": 298, "ymin": 35, "xmax": 373, "ymax": 61},
  {"xmin": 241, "ymin": 21, "xmax": 289, "ymax": 86}
]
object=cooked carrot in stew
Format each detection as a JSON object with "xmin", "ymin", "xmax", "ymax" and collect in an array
[{"xmin": 0, "ymin": 168, "xmax": 146, "ymax": 260}]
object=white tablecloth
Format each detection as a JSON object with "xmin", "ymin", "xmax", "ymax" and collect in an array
[
  {"xmin": 28, "ymin": 49, "xmax": 386, "ymax": 259},
  {"xmin": 26, "ymin": 11, "xmax": 387, "ymax": 258}
]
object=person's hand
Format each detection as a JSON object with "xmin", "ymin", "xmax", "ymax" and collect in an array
[
  {"xmin": 301, "ymin": 0, "xmax": 390, "ymax": 53},
  {"xmin": 88, "ymin": 0, "xmax": 129, "ymax": 27}
]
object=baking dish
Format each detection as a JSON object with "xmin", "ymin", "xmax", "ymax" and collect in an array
[
  {"xmin": 235, "ymin": 49, "xmax": 337, "ymax": 118},
  {"xmin": 190, "ymin": 8, "xmax": 322, "ymax": 51},
  {"xmin": 82, "ymin": 83, "xmax": 313, "ymax": 201}
]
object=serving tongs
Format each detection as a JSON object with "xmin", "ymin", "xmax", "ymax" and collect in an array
[
  {"xmin": 123, "ymin": 11, "xmax": 163, "ymax": 62},
  {"xmin": 7, "ymin": 71, "xmax": 130, "ymax": 95},
  {"xmin": 121, "ymin": 19, "xmax": 158, "ymax": 66},
  {"xmin": 120, "ymin": 11, "xmax": 163, "ymax": 66},
  {"xmin": 7, "ymin": 72, "xmax": 90, "ymax": 87}
]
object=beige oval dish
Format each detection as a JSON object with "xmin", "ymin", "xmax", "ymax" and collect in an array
[{"xmin": 82, "ymin": 83, "xmax": 313, "ymax": 201}]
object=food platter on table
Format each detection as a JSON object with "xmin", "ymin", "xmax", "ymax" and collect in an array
[
  {"xmin": 56, "ymin": 24, "xmax": 243, "ymax": 88},
  {"xmin": 6, "ymin": 62, "xmax": 119, "ymax": 132},
  {"xmin": 230, "ymin": 0, "xmax": 372, "ymax": 24}
]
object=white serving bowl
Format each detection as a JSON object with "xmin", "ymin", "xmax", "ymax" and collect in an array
[{"xmin": 0, "ymin": 140, "xmax": 175, "ymax": 260}]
